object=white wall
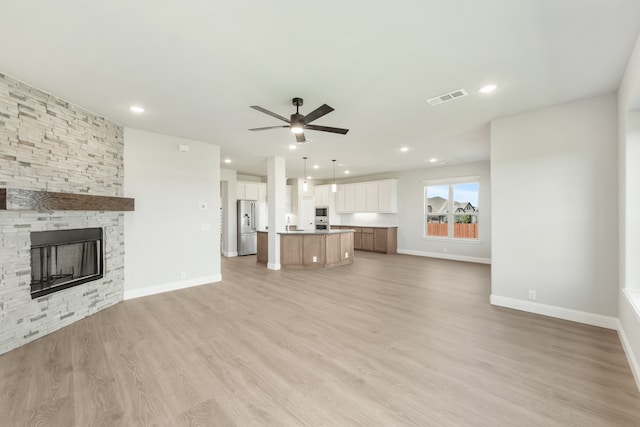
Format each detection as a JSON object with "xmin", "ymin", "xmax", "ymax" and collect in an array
[
  {"xmin": 124, "ymin": 128, "xmax": 221, "ymax": 299},
  {"xmin": 618, "ymin": 33, "xmax": 640, "ymax": 390},
  {"xmin": 491, "ymin": 93, "xmax": 618, "ymax": 320}
]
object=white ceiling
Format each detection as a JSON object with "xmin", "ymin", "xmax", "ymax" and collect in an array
[{"xmin": 1, "ymin": 1, "xmax": 639, "ymax": 180}]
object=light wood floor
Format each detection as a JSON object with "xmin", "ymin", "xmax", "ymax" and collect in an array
[{"xmin": 1, "ymin": 252, "xmax": 639, "ymax": 426}]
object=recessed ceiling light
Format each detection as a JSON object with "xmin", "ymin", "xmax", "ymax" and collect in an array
[
  {"xmin": 479, "ymin": 84, "xmax": 497, "ymax": 94},
  {"xmin": 307, "ymin": 176, "xmax": 312, "ymax": 180},
  {"xmin": 344, "ymin": 170, "xmax": 350, "ymax": 175},
  {"xmin": 401, "ymin": 147, "xmax": 409, "ymax": 152},
  {"xmin": 289, "ymin": 144, "xmax": 297, "ymax": 150},
  {"xmin": 430, "ymin": 158, "xmax": 438, "ymax": 163},
  {"xmin": 129, "ymin": 105, "xmax": 145, "ymax": 113},
  {"xmin": 313, "ymin": 165, "xmax": 319, "ymax": 169},
  {"xmin": 224, "ymin": 158, "xmax": 231, "ymax": 164}
]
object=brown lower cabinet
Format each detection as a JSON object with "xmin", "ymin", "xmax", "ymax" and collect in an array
[
  {"xmin": 361, "ymin": 229, "xmax": 374, "ymax": 251},
  {"xmin": 257, "ymin": 231, "xmax": 268, "ymax": 264},
  {"xmin": 353, "ymin": 231, "xmax": 362, "ymax": 250},
  {"xmin": 279, "ymin": 231, "xmax": 354, "ymax": 269},
  {"xmin": 333, "ymin": 226, "xmax": 397, "ymax": 254}
]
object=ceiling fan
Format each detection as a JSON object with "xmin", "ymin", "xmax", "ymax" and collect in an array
[{"xmin": 249, "ymin": 97, "xmax": 349, "ymax": 143}]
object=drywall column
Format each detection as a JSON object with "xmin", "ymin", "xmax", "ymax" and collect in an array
[
  {"xmin": 267, "ymin": 156, "xmax": 286, "ymax": 270},
  {"xmin": 221, "ymin": 168, "xmax": 238, "ymax": 257}
]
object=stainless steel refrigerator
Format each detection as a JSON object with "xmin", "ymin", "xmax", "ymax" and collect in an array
[{"xmin": 238, "ymin": 200, "xmax": 258, "ymax": 255}]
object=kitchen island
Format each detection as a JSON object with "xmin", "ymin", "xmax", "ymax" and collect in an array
[
  {"xmin": 257, "ymin": 229, "xmax": 354, "ymax": 269},
  {"xmin": 331, "ymin": 225, "xmax": 397, "ymax": 254}
]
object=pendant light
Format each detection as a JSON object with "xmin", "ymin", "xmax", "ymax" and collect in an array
[
  {"xmin": 331, "ymin": 159, "xmax": 337, "ymax": 193},
  {"xmin": 303, "ymin": 157, "xmax": 308, "ymax": 192}
]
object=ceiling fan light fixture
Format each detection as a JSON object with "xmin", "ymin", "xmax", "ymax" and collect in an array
[{"xmin": 249, "ymin": 98, "xmax": 348, "ymax": 142}]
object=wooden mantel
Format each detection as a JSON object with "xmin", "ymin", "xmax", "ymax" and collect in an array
[{"xmin": 0, "ymin": 188, "xmax": 134, "ymax": 211}]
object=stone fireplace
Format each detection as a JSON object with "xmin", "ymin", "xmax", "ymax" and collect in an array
[{"xmin": 0, "ymin": 73, "xmax": 126, "ymax": 355}]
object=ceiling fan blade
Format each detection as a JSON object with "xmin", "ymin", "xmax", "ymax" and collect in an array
[
  {"xmin": 305, "ymin": 124, "xmax": 349, "ymax": 135},
  {"xmin": 295, "ymin": 132, "xmax": 306, "ymax": 143},
  {"xmin": 303, "ymin": 104, "xmax": 334, "ymax": 124},
  {"xmin": 248, "ymin": 125, "xmax": 289, "ymax": 131},
  {"xmin": 250, "ymin": 106, "xmax": 290, "ymax": 123}
]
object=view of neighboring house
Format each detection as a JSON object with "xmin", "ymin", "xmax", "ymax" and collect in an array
[{"xmin": 427, "ymin": 197, "xmax": 478, "ymax": 223}]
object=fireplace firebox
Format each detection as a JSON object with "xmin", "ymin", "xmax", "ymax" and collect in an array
[{"xmin": 30, "ymin": 228, "xmax": 104, "ymax": 298}]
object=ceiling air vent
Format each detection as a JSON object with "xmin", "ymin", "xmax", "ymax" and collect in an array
[{"xmin": 426, "ymin": 89, "xmax": 468, "ymax": 106}]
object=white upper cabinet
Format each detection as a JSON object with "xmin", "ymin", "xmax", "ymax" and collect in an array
[
  {"xmin": 237, "ymin": 181, "xmax": 265, "ymax": 202},
  {"xmin": 336, "ymin": 186, "xmax": 346, "ymax": 212},
  {"xmin": 257, "ymin": 183, "xmax": 267, "ymax": 203},
  {"xmin": 314, "ymin": 184, "xmax": 333, "ymax": 207},
  {"xmin": 366, "ymin": 182, "xmax": 379, "ymax": 212},
  {"xmin": 354, "ymin": 183, "xmax": 367, "ymax": 212},
  {"xmin": 377, "ymin": 179, "xmax": 397, "ymax": 212},
  {"xmin": 344, "ymin": 184, "xmax": 356, "ymax": 212},
  {"xmin": 335, "ymin": 179, "xmax": 398, "ymax": 213}
]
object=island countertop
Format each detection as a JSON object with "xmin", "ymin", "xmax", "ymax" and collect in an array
[
  {"xmin": 257, "ymin": 229, "xmax": 355, "ymax": 269},
  {"xmin": 277, "ymin": 229, "xmax": 354, "ymax": 235}
]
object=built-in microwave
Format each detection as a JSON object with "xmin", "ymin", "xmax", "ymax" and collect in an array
[{"xmin": 315, "ymin": 207, "xmax": 328, "ymax": 217}]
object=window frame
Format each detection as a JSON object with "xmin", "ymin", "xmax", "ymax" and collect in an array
[{"xmin": 423, "ymin": 176, "xmax": 479, "ymax": 241}]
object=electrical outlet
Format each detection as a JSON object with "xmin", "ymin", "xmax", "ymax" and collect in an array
[
  {"xmin": 528, "ymin": 290, "xmax": 537, "ymax": 301},
  {"xmin": 312, "ymin": 256, "xmax": 317, "ymax": 263},
  {"xmin": 180, "ymin": 271, "xmax": 187, "ymax": 279}
]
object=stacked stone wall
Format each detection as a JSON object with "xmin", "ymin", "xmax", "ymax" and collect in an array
[{"xmin": 0, "ymin": 73, "xmax": 124, "ymax": 354}]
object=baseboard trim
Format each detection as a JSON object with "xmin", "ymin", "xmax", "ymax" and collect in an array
[
  {"xmin": 124, "ymin": 274, "xmax": 222, "ymax": 300},
  {"xmin": 490, "ymin": 294, "xmax": 618, "ymax": 330},
  {"xmin": 267, "ymin": 263, "xmax": 281, "ymax": 270},
  {"xmin": 223, "ymin": 251, "xmax": 238, "ymax": 257},
  {"xmin": 617, "ymin": 318, "xmax": 640, "ymax": 393},
  {"xmin": 619, "ymin": 289, "xmax": 640, "ymax": 392},
  {"xmin": 397, "ymin": 249, "xmax": 491, "ymax": 264}
]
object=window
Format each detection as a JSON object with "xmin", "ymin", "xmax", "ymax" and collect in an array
[{"xmin": 425, "ymin": 179, "xmax": 479, "ymax": 239}]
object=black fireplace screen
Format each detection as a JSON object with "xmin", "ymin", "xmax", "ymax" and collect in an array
[{"xmin": 30, "ymin": 228, "xmax": 104, "ymax": 298}]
